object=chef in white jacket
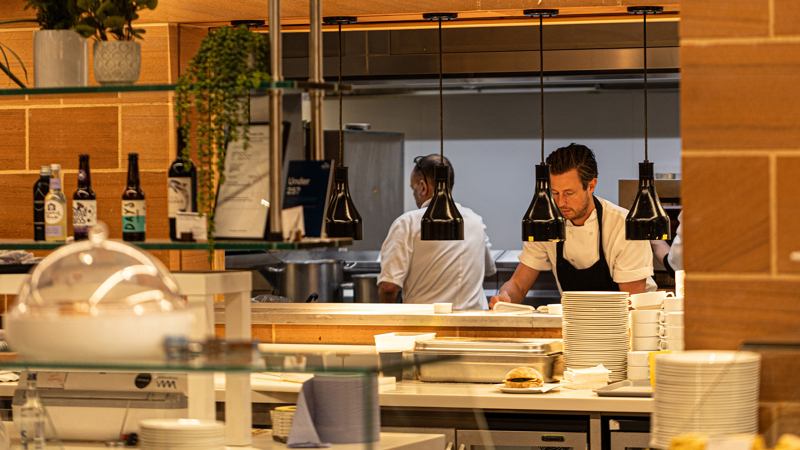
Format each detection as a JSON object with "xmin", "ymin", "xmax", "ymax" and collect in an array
[
  {"xmin": 378, "ymin": 154, "xmax": 496, "ymax": 310},
  {"xmin": 491, "ymin": 144, "xmax": 654, "ymax": 308}
]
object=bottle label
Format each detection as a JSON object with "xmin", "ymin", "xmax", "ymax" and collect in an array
[
  {"xmin": 122, "ymin": 200, "xmax": 146, "ymax": 233},
  {"xmin": 49, "ymin": 178, "xmax": 61, "ymax": 190},
  {"xmin": 45, "ymin": 225, "xmax": 63, "ymax": 237},
  {"xmin": 78, "ymin": 170, "xmax": 87, "ymax": 182},
  {"xmin": 168, "ymin": 177, "xmax": 193, "ymax": 218},
  {"xmin": 73, "ymin": 199, "xmax": 97, "ymax": 234},
  {"xmin": 44, "ymin": 200, "xmax": 64, "ymax": 225}
]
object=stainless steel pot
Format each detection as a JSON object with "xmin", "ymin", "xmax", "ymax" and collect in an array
[
  {"xmin": 352, "ymin": 273, "xmax": 381, "ymax": 303},
  {"xmin": 269, "ymin": 260, "xmax": 353, "ymax": 303}
]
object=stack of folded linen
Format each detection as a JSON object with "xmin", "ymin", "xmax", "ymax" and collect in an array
[{"xmin": 561, "ymin": 364, "xmax": 611, "ymax": 390}]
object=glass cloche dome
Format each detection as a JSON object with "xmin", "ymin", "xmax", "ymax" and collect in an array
[{"xmin": 6, "ymin": 224, "xmax": 193, "ymax": 362}]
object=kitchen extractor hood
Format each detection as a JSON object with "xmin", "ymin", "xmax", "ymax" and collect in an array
[{"xmin": 279, "ymin": 20, "xmax": 679, "ymax": 93}]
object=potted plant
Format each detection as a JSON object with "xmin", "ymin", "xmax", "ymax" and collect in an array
[
  {"xmin": 174, "ymin": 25, "xmax": 270, "ymax": 258},
  {"xmin": 0, "ymin": 0, "xmax": 85, "ymax": 88},
  {"xmin": 74, "ymin": 0, "xmax": 157, "ymax": 85}
]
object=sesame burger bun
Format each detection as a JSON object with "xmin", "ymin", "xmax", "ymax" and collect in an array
[{"xmin": 503, "ymin": 367, "xmax": 544, "ymax": 388}]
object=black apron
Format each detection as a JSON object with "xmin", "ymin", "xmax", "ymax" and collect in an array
[{"xmin": 556, "ymin": 196, "xmax": 620, "ymax": 292}]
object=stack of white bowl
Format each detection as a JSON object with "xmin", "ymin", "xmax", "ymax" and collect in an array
[
  {"xmin": 561, "ymin": 291, "xmax": 630, "ymax": 382},
  {"xmin": 651, "ymin": 351, "xmax": 761, "ymax": 449},
  {"xmin": 631, "ymin": 292, "xmax": 685, "ymax": 353},
  {"xmin": 139, "ymin": 419, "xmax": 225, "ymax": 450},
  {"xmin": 627, "ymin": 351, "xmax": 651, "ymax": 381}
]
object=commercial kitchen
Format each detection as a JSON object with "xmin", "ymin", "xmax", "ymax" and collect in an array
[{"xmin": 0, "ymin": 0, "xmax": 798, "ymax": 449}]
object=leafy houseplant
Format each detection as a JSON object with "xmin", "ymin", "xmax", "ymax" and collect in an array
[
  {"xmin": 174, "ymin": 25, "xmax": 270, "ymax": 259},
  {"xmin": 74, "ymin": 0, "xmax": 158, "ymax": 85},
  {"xmin": 0, "ymin": 0, "xmax": 82, "ymax": 88}
]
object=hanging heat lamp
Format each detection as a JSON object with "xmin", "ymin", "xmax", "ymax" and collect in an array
[
  {"xmin": 521, "ymin": 9, "xmax": 566, "ymax": 243},
  {"xmin": 323, "ymin": 16, "xmax": 363, "ymax": 240},
  {"xmin": 625, "ymin": 6, "xmax": 671, "ymax": 241},
  {"xmin": 420, "ymin": 12, "xmax": 463, "ymax": 241}
]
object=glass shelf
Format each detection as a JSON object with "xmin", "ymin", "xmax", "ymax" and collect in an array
[
  {"xmin": 0, "ymin": 238, "xmax": 353, "ymax": 251},
  {"xmin": 0, "ymin": 353, "xmax": 449, "ymax": 374},
  {"xmin": 0, "ymin": 80, "xmax": 352, "ymax": 97}
]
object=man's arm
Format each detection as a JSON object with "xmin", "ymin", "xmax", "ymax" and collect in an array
[
  {"xmin": 619, "ymin": 279, "xmax": 646, "ymax": 295},
  {"xmin": 379, "ymin": 282, "xmax": 401, "ymax": 303},
  {"xmin": 650, "ymin": 240, "xmax": 670, "ymax": 265},
  {"xmin": 489, "ymin": 264, "xmax": 540, "ymax": 308}
]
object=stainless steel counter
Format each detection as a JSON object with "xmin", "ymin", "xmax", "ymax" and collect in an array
[{"xmin": 215, "ymin": 303, "xmax": 563, "ymax": 328}]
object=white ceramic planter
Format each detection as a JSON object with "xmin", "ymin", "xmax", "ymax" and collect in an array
[
  {"xmin": 33, "ymin": 30, "xmax": 89, "ymax": 88},
  {"xmin": 93, "ymin": 40, "xmax": 141, "ymax": 85}
]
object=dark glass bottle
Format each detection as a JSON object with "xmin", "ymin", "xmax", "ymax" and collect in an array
[
  {"xmin": 33, "ymin": 166, "xmax": 51, "ymax": 241},
  {"xmin": 168, "ymin": 127, "xmax": 197, "ymax": 241},
  {"xmin": 73, "ymin": 154, "xmax": 97, "ymax": 241},
  {"xmin": 122, "ymin": 153, "xmax": 146, "ymax": 242}
]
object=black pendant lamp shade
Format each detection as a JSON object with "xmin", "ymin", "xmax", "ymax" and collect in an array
[
  {"xmin": 521, "ymin": 9, "xmax": 566, "ymax": 242},
  {"xmin": 624, "ymin": 5, "xmax": 671, "ymax": 241},
  {"xmin": 323, "ymin": 15, "xmax": 363, "ymax": 240},
  {"xmin": 325, "ymin": 166, "xmax": 363, "ymax": 239},
  {"xmin": 421, "ymin": 165, "xmax": 464, "ymax": 240},
  {"xmin": 420, "ymin": 12, "xmax": 464, "ymax": 241},
  {"xmin": 626, "ymin": 162, "xmax": 669, "ymax": 240}
]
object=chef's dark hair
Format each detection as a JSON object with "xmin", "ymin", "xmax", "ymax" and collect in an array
[
  {"xmin": 413, "ymin": 154, "xmax": 455, "ymax": 190},
  {"xmin": 546, "ymin": 143, "xmax": 598, "ymax": 190}
]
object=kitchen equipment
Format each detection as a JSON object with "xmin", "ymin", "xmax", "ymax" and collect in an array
[
  {"xmin": 352, "ymin": 273, "xmax": 380, "ymax": 303},
  {"xmin": 269, "ymin": 260, "xmax": 352, "ymax": 303},
  {"xmin": 5, "ymin": 223, "xmax": 192, "ymax": 362},
  {"xmin": 594, "ymin": 380, "xmax": 653, "ymax": 397},
  {"xmin": 12, "ymin": 371, "xmax": 188, "ymax": 441},
  {"xmin": 407, "ymin": 337, "xmax": 563, "ymax": 383}
]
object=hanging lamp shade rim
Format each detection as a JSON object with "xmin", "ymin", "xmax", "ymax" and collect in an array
[
  {"xmin": 323, "ymin": 16, "xmax": 358, "ymax": 25},
  {"xmin": 627, "ymin": 6, "xmax": 664, "ymax": 14},
  {"xmin": 423, "ymin": 12, "xmax": 458, "ymax": 21},
  {"xmin": 523, "ymin": 9, "xmax": 559, "ymax": 18}
]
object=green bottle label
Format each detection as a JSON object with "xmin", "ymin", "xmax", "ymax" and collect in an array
[{"xmin": 122, "ymin": 200, "xmax": 146, "ymax": 233}]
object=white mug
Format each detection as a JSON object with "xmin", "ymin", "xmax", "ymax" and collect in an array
[
  {"xmin": 658, "ymin": 338, "xmax": 685, "ymax": 351},
  {"xmin": 675, "ymin": 270, "xmax": 685, "ymax": 297},
  {"xmin": 547, "ymin": 304, "xmax": 562, "ymax": 315},
  {"xmin": 631, "ymin": 322, "xmax": 659, "ymax": 337},
  {"xmin": 631, "ymin": 310, "xmax": 662, "ymax": 323},
  {"xmin": 632, "ymin": 336, "xmax": 660, "ymax": 351},
  {"xmin": 627, "ymin": 366, "xmax": 650, "ymax": 381},
  {"xmin": 664, "ymin": 296, "xmax": 684, "ymax": 312},
  {"xmin": 658, "ymin": 311, "xmax": 684, "ymax": 326},
  {"xmin": 658, "ymin": 325, "xmax": 684, "ymax": 339},
  {"xmin": 628, "ymin": 351, "xmax": 651, "ymax": 366}
]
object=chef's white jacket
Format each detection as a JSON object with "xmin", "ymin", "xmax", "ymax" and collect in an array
[
  {"xmin": 518, "ymin": 196, "xmax": 655, "ymax": 292},
  {"xmin": 667, "ymin": 211, "xmax": 683, "ymax": 271},
  {"xmin": 378, "ymin": 199, "xmax": 495, "ymax": 310}
]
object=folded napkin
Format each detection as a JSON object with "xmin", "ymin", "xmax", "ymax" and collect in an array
[
  {"xmin": 564, "ymin": 364, "xmax": 611, "ymax": 383},
  {"xmin": 287, "ymin": 374, "xmax": 380, "ymax": 448}
]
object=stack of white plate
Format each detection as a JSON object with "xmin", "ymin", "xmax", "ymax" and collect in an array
[
  {"xmin": 651, "ymin": 351, "xmax": 761, "ymax": 449},
  {"xmin": 139, "ymin": 419, "xmax": 225, "ymax": 450},
  {"xmin": 561, "ymin": 291, "xmax": 630, "ymax": 382}
]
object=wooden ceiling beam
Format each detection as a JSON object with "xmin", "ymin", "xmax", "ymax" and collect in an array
[{"xmin": 1, "ymin": 0, "xmax": 679, "ymax": 28}]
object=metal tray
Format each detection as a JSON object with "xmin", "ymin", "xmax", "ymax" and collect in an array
[
  {"xmin": 593, "ymin": 380, "xmax": 653, "ymax": 397},
  {"xmin": 412, "ymin": 337, "xmax": 562, "ymax": 355}
]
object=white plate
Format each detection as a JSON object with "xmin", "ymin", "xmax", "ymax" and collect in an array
[
  {"xmin": 494, "ymin": 383, "xmax": 560, "ymax": 394},
  {"xmin": 656, "ymin": 350, "xmax": 760, "ymax": 366},
  {"xmin": 139, "ymin": 419, "xmax": 225, "ymax": 431}
]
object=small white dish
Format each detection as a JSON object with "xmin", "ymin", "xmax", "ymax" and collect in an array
[
  {"xmin": 494, "ymin": 383, "xmax": 560, "ymax": 394},
  {"xmin": 433, "ymin": 303, "xmax": 452, "ymax": 314}
]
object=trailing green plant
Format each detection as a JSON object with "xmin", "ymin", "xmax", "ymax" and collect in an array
[
  {"xmin": 74, "ymin": 0, "xmax": 157, "ymax": 41},
  {"xmin": 174, "ymin": 25, "xmax": 270, "ymax": 260}
]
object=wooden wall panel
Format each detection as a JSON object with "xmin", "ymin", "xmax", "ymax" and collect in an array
[
  {"xmin": 682, "ymin": 43, "xmax": 800, "ymax": 150},
  {"xmin": 28, "ymin": 107, "xmax": 119, "ymax": 170},
  {"xmin": 0, "ymin": 110, "xmax": 27, "ymax": 170},
  {"xmin": 121, "ymin": 104, "xmax": 171, "ymax": 170},
  {"xmin": 681, "ymin": 0, "xmax": 769, "ymax": 39},
  {"xmin": 776, "ymin": 156, "xmax": 800, "ymax": 274},
  {"xmin": 774, "ymin": 0, "xmax": 800, "ymax": 36},
  {"xmin": 0, "ymin": 173, "xmax": 41, "ymax": 240},
  {"xmin": 682, "ymin": 155, "xmax": 770, "ymax": 274}
]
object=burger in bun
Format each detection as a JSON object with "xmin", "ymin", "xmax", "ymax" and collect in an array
[{"xmin": 503, "ymin": 367, "xmax": 544, "ymax": 388}]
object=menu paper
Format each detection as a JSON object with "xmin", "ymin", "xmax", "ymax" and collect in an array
[{"xmin": 214, "ymin": 124, "xmax": 271, "ymax": 239}]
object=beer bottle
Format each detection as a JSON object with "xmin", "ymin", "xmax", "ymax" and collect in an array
[
  {"xmin": 73, "ymin": 154, "xmax": 97, "ymax": 241},
  {"xmin": 122, "ymin": 153, "xmax": 146, "ymax": 242}
]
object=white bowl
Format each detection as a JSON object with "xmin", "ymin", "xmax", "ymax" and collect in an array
[{"xmin": 6, "ymin": 310, "xmax": 193, "ymax": 362}]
